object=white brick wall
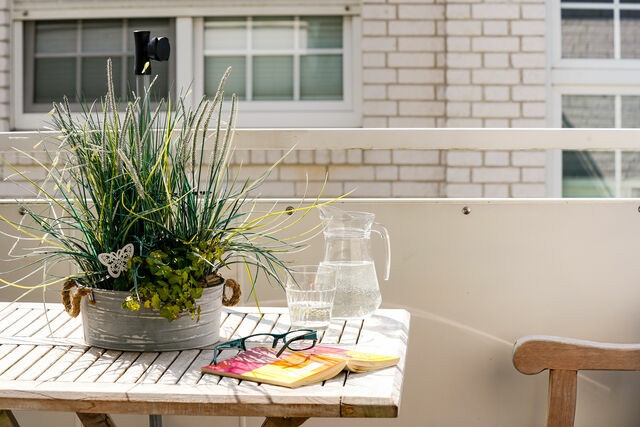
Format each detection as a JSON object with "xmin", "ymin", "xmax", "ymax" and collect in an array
[
  {"xmin": 0, "ymin": 1, "xmax": 8, "ymax": 132},
  {"xmin": 2, "ymin": 0, "xmax": 548, "ymax": 198},
  {"xmin": 360, "ymin": 0, "xmax": 547, "ymax": 198},
  {"xmin": 229, "ymin": 149, "xmax": 445, "ymax": 198},
  {"xmin": 442, "ymin": 150, "xmax": 546, "ymax": 197}
]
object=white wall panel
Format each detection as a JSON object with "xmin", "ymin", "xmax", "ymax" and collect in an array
[{"xmin": 2, "ymin": 198, "xmax": 640, "ymax": 426}]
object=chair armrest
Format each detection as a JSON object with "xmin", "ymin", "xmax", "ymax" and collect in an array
[{"xmin": 513, "ymin": 335, "xmax": 640, "ymax": 374}]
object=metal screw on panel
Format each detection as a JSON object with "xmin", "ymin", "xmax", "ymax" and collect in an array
[
  {"xmin": 285, "ymin": 206, "xmax": 295, "ymax": 215},
  {"xmin": 18, "ymin": 206, "xmax": 27, "ymax": 216},
  {"xmin": 462, "ymin": 206, "xmax": 471, "ymax": 215},
  {"xmin": 637, "ymin": 205, "xmax": 640, "ymax": 213}
]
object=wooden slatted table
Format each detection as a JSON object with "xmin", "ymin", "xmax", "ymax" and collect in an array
[{"xmin": 0, "ymin": 303, "xmax": 410, "ymax": 427}]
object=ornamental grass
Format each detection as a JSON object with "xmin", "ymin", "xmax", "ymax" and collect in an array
[{"xmin": 0, "ymin": 60, "xmax": 336, "ymax": 321}]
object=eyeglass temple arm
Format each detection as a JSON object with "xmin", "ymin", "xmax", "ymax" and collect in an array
[
  {"xmin": 213, "ymin": 338, "xmax": 246, "ymax": 363},
  {"xmin": 275, "ymin": 337, "xmax": 318, "ymax": 358}
]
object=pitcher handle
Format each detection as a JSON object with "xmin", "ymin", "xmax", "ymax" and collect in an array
[{"xmin": 372, "ymin": 222, "xmax": 391, "ymax": 281}]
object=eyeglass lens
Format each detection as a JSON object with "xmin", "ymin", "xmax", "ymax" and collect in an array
[{"xmin": 214, "ymin": 329, "xmax": 318, "ymax": 363}]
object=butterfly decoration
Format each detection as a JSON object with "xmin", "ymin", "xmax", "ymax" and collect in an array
[{"xmin": 98, "ymin": 243, "xmax": 134, "ymax": 279}]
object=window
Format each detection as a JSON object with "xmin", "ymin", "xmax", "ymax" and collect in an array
[
  {"xmin": 12, "ymin": 8, "xmax": 360, "ymax": 129},
  {"xmin": 195, "ymin": 15, "xmax": 360, "ymax": 127},
  {"xmin": 551, "ymin": 0, "xmax": 640, "ymax": 196},
  {"xmin": 22, "ymin": 18, "xmax": 174, "ymax": 113},
  {"xmin": 204, "ymin": 16, "xmax": 344, "ymax": 102},
  {"xmin": 560, "ymin": 0, "xmax": 640, "ymax": 59},
  {"xmin": 561, "ymin": 94, "xmax": 640, "ymax": 197}
]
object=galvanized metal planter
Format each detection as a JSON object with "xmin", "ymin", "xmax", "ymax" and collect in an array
[{"xmin": 80, "ymin": 284, "xmax": 224, "ymax": 351}]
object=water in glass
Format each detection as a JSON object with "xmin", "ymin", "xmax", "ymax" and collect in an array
[{"xmin": 285, "ymin": 265, "xmax": 336, "ymax": 330}]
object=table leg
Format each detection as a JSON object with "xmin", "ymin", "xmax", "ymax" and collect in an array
[
  {"xmin": 0, "ymin": 410, "xmax": 19, "ymax": 427},
  {"xmin": 149, "ymin": 414, "xmax": 162, "ymax": 427},
  {"xmin": 261, "ymin": 417, "xmax": 309, "ymax": 427},
  {"xmin": 76, "ymin": 413, "xmax": 116, "ymax": 427}
]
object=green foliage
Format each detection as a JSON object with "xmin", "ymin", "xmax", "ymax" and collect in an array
[{"xmin": 120, "ymin": 241, "xmax": 218, "ymax": 321}]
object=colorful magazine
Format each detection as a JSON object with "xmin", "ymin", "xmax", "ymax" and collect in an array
[{"xmin": 201, "ymin": 345, "xmax": 399, "ymax": 388}]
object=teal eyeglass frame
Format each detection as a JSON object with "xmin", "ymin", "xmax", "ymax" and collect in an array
[{"xmin": 213, "ymin": 329, "xmax": 318, "ymax": 365}]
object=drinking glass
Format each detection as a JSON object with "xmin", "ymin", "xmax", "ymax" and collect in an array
[{"xmin": 285, "ymin": 265, "xmax": 337, "ymax": 330}]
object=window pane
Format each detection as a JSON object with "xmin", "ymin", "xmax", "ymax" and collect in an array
[
  {"xmin": 125, "ymin": 56, "xmax": 170, "ymax": 101},
  {"xmin": 300, "ymin": 55, "xmax": 342, "ymax": 100},
  {"xmin": 253, "ymin": 56, "xmax": 293, "ymax": 100},
  {"xmin": 620, "ymin": 152, "xmax": 640, "ymax": 196},
  {"xmin": 252, "ymin": 17, "xmax": 294, "ymax": 50},
  {"xmin": 562, "ymin": 95, "xmax": 615, "ymax": 197},
  {"xmin": 562, "ymin": 95, "xmax": 615, "ymax": 128},
  {"xmin": 561, "ymin": 9, "xmax": 613, "ymax": 58},
  {"xmin": 30, "ymin": 18, "xmax": 172, "ymax": 108},
  {"xmin": 81, "ymin": 57, "xmax": 122, "ymax": 100},
  {"xmin": 621, "ymin": 96, "xmax": 640, "ymax": 128},
  {"xmin": 35, "ymin": 21, "xmax": 76, "ymax": 54},
  {"xmin": 299, "ymin": 17, "xmax": 342, "ymax": 49},
  {"xmin": 205, "ymin": 56, "xmax": 246, "ymax": 100},
  {"xmin": 82, "ymin": 20, "xmax": 122, "ymax": 53},
  {"xmin": 621, "ymin": 11, "xmax": 640, "ymax": 58},
  {"xmin": 148, "ymin": 58, "xmax": 169, "ymax": 100},
  {"xmin": 563, "ymin": 151, "xmax": 615, "ymax": 196},
  {"xmin": 204, "ymin": 18, "xmax": 247, "ymax": 51},
  {"xmin": 34, "ymin": 58, "xmax": 76, "ymax": 103}
]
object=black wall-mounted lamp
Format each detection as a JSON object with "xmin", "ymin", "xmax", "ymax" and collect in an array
[{"xmin": 133, "ymin": 30, "xmax": 170, "ymax": 97}]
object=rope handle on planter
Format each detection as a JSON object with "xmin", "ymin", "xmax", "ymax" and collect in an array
[
  {"xmin": 201, "ymin": 274, "xmax": 242, "ymax": 307},
  {"xmin": 222, "ymin": 278, "xmax": 241, "ymax": 307},
  {"xmin": 62, "ymin": 280, "xmax": 94, "ymax": 318}
]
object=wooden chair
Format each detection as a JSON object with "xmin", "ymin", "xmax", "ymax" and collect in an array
[{"xmin": 513, "ymin": 335, "xmax": 640, "ymax": 427}]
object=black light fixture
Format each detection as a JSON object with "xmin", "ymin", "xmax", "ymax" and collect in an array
[{"xmin": 133, "ymin": 30, "xmax": 170, "ymax": 98}]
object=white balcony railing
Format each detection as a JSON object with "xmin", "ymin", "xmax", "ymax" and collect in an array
[{"xmin": 2, "ymin": 128, "xmax": 640, "ymax": 150}]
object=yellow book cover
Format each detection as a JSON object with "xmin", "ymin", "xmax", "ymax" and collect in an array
[{"xmin": 309, "ymin": 345, "xmax": 400, "ymax": 373}]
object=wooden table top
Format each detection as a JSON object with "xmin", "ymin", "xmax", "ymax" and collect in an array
[{"xmin": 0, "ymin": 303, "xmax": 410, "ymax": 419}]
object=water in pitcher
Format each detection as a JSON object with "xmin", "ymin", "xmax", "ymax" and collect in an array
[{"xmin": 320, "ymin": 260, "xmax": 382, "ymax": 318}]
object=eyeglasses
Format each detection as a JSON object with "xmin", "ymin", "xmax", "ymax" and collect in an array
[{"xmin": 213, "ymin": 329, "xmax": 318, "ymax": 365}]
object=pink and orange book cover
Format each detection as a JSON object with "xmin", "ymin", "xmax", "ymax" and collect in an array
[{"xmin": 201, "ymin": 345, "xmax": 399, "ymax": 388}]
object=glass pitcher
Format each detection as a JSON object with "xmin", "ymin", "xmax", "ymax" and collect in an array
[{"xmin": 318, "ymin": 206, "xmax": 391, "ymax": 318}]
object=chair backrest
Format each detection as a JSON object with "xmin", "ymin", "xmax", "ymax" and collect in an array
[{"xmin": 513, "ymin": 335, "xmax": 640, "ymax": 427}]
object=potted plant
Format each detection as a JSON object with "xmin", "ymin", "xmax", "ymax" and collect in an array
[{"xmin": 1, "ymin": 61, "xmax": 327, "ymax": 351}]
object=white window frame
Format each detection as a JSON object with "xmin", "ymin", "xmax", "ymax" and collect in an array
[
  {"xmin": 550, "ymin": 0, "xmax": 640, "ymax": 88},
  {"xmin": 11, "ymin": 3, "xmax": 362, "ymax": 130},
  {"xmin": 550, "ymin": 87, "xmax": 640, "ymax": 197},
  {"xmin": 202, "ymin": 17, "xmax": 344, "ymax": 101},
  {"xmin": 12, "ymin": 18, "xmax": 177, "ymax": 129},
  {"xmin": 548, "ymin": 0, "xmax": 640, "ymax": 197},
  {"xmin": 552, "ymin": 0, "xmax": 640, "ymax": 67},
  {"xmin": 192, "ymin": 16, "xmax": 361, "ymax": 127},
  {"xmin": 22, "ymin": 19, "xmax": 175, "ymax": 114}
]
